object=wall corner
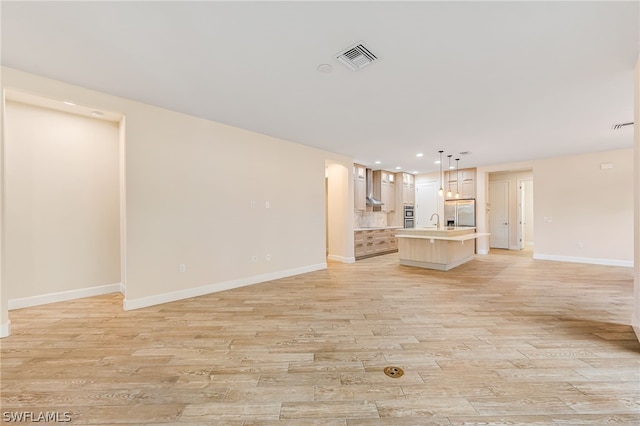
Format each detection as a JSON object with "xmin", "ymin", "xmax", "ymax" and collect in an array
[{"xmin": 633, "ymin": 56, "xmax": 640, "ymax": 343}]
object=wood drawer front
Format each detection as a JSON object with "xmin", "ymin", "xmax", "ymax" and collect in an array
[
  {"xmin": 374, "ymin": 240, "xmax": 389, "ymax": 252},
  {"xmin": 355, "ymin": 229, "xmax": 399, "ymax": 259}
]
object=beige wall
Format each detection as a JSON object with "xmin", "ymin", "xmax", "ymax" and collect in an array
[
  {"xmin": 478, "ymin": 149, "xmax": 633, "ymax": 265},
  {"xmin": 634, "ymin": 58, "xmax": 639, "ymax": 341},
  {"xmin": 533, "ymin": 149, "xmax": 633, "ymax": 264},
  {"xmin": 1, "ymin": 68, "xmax": 7, "ymax": 336},
  {"xmin": 0, "ymin": 67, "xmax": 353, "ymax": 322},
  {"xmin": 5, "ymin": 101, "xmax": 121, "ymax": 299}
]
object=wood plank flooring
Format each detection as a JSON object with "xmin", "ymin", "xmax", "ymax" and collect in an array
[{"xmin": 2, "ymin": 250, "xmax": 639, "ymax": 424}]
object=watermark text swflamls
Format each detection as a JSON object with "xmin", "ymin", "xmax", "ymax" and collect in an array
[{"xmin": 2, "ymin": 411, "xmax": 72, "ymax": 423}]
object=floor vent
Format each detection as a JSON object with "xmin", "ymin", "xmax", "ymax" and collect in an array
[{"xmin": 336, "ymin": 41, "xmax": 378, "ymax": 71}]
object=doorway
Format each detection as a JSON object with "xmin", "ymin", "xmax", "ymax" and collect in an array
[
  {"xmin": 325, "ymin": 162, "xmax": 353, "ymax": 263},
  {"xmin": 489, "ymin": 181, "xmax": 509, "ymax": 249},
  {"xmin": 3, "ymin": 91, "xmax": 125, "ymax": 311},
  {"xmin": 519, "ymin": 179, "xmax": 534, "ymax": 249},
  {"xmin": 488, "ymin": 169, "xmax": 534, "ymax": 252},
  {"xmin": 415, "ymin": 181, "xmax": 438, "ymax": 228}
]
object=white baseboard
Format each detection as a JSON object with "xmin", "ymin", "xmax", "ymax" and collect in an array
[
  {"xmin": 8, "ymin": 283, "xmax": 122, "ymax": 310},
  {"xmin": 119, "ymin": 283, "xmax": 126, "ymax": 294},
  {"xmin": 0, "ymin": 320, "xmax": 11, "ymax": 338},
  {"xmin": 123, "ymin": 263, "xmax": 327, "ymax": 311},
  {"xmin": 327, "ymin": 254, "xmax": 356, "ymax": 263},
  {"xmin": 533, "ymin": 253, "xmax": 633, "ymax": 268},
  {"xmin": 477, "ymin": 249, "xmax": 489, "ymax": 255}
]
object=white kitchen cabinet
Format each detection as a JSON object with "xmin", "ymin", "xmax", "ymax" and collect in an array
[{"xmin": 354, "ymin": 163, "xmax": 366, "ymax": 211}]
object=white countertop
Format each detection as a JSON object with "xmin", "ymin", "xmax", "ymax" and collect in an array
[
  {"xmin": 396, "ymin": 232, "xmax": 490, "ymax": 242},
  {"xmin": 354, "ymin": 226, "xmax": 404, "ymax": 232}
]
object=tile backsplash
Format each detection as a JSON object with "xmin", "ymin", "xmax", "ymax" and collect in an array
[{"xmin": 355, "ymin": 211, "xmax": 388, "ymax": 228}]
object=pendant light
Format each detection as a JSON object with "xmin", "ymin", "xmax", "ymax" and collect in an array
[
  {"xmin": 455, "ymin": 158, "xmax": 460, "ymax": 199},
  {"xmin": 446, "ymin": 155, "xmax": 453, "ymax": 198},
  {"xmin": 438, "ymin": 150, "xmax": 444, "ymax": 196}
]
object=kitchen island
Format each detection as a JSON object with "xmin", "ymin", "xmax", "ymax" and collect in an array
[{"xmin": 395, "ymin": 227, "xmax": 489, "ymax": 271}]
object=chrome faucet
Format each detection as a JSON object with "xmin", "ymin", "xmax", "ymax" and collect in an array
[{"xmin": 429, "ymin": 213, "xmax": 440, "ymax": 229}]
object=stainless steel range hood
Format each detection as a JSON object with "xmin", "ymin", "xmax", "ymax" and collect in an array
[{"xmin": 365, "ymin": 168, "xmax": 384, "ymax": 206}]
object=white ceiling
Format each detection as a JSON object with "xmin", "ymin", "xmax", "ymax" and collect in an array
[{"xmin": 2, "ymin": 1, "xmax": 638, "ymax": 173}]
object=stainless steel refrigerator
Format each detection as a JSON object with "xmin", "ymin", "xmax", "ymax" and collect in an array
[{"xmin": 444, "ymin": 199, "xmax": 476, "ymax": 227}]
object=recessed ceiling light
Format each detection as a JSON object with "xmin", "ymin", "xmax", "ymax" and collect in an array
[
  {"xmin": 91, "ymin": 111, "xmax": 104, "ymax": 117},
  {"xmin": 63, "ymin": 101, "xmax": 76, "ymax": 106},
  {"xmin": 412, "ymin": 171, "xmax": 418, "ymax": 174},
  {"xmin": 317, "ymin": 64, "xmax": 332, "ymax": 74},
  {"xmin": 416, "ymin": 153, "xmax": 424, "ymax": 157},
  {"xmin": 374, "ymin": 160, "xmax": 381, "ymax": 164},
  {"xmin": 395, "ymin": 166, "xmax": 402, "ymax": 170},
  {"xmin": 434, "ymin": 160, "xmax": 441, "ymax": 164}
]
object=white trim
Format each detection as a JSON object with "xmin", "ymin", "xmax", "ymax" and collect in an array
[
  {"xmin": 0, "ymin": 320, "xmax": 11, "ymax": 338},
  {"xmin": 8, "ymin": 283, "xmax": 122, "ymax": 310},
  {"xmin": 327, "ymin": 254, "xmax": 355, "ymax": 263},
  {"xmin": 634, "ymin": 325, "xmax": 640, "ymax": 343},
  {"xmin": 119, "ymin": 283, "xmax": 126, "ymax": 294},
  {"xmin": 123, "ymin": 263, "xmax": 327, "ymax": 311},
  {"xmin": 533, "ymin": 253, "xmax": 633, "ymax": 268},
  {"xmin": 477, "ymin": 249, "xmax": 489, "ymax": 255}
]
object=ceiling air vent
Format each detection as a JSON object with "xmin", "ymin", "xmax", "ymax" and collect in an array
[{"xmin": 336, "ymin": 41, "xmax": 378, "ymax": 71}]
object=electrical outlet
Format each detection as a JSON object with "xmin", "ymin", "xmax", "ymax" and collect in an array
[
  {"xmin": 250, "ymin": 256, "xmax": 258, "ymax": 263},
  {"xmin": 265, "ymin": 254, "xmax": 271, "ymax": 261},
  {"xmin": 265, "ymin": 201, "xmax": 270, "ymax": 209},
  {"xmin": 250, "ymin": 200, "xmax": 256, "ymax": 208},
  {"xmin": 179, "ymin": 263, "xmax": 186, "ymax": 273}
]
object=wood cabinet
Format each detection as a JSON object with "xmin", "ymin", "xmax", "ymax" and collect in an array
[
  {"xmin": 354, "ymin": 228, "xmax": 399, "ymax": 260},
  {"xmin": 372, "ymin": 170, "xmax": 396, "ymax": 212},
  {"xmin": 461, "ymin": 169, "xmax": 476, "ymax": 199},
  {"xmin": 396, "ymin": 172, "xmax": 415, "ymax": 205},
  {"xmin": 444, "ymin": 168, "xmax": 476, "ymax": 199},
  {"xmin": 354, "ymin": 163, "xmax": 366, "ymax": 211}
]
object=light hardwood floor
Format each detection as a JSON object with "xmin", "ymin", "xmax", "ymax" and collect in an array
[{"xmin": 2, "ymin": 250, "xmax": 639, "ymax": 425}]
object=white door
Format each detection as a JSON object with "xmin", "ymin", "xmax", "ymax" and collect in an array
[
  {"xmin": 518, "ymin": 181, "xmax": 525, "ymax": 250},
  {"xmin": 522, "ymin": 179, "xmax": 534, "ymax": 247},
  {"xmin": 489, "ymin": 181, "xmax": 509, "ymax": 249},
  {"xmin": 415, "ymin": 182, "xmax": 438, "ymax": 228}
]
